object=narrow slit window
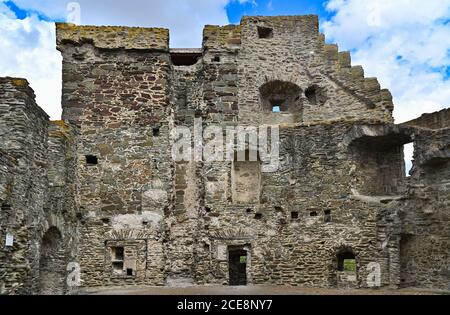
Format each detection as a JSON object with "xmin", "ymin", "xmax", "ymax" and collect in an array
[{"xmin": 324, "ymin": 210, "xmax": 332, "ymax": 223}]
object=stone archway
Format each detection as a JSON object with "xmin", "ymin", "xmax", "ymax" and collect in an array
[
  {"xmin": 334, "ymin": 246, "xmax": 358, "ymax": 289},
  {"xmin": 39, "ymin": 227, "xmax": 66, "ymax": 295}
]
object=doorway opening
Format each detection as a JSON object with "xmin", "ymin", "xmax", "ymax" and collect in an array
[{"xmin": 228, "ymin": 247, "xmax": 247, "ymax": 286}]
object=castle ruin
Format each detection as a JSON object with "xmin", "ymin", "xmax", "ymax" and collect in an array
[{"xmin": 0, "ymin": 16, "xmax": 449, "ymax": 294}]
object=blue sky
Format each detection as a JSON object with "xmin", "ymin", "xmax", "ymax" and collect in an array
[{"xmin": 226, "ymin": 0, "xmax": 333, "ymax": 24}]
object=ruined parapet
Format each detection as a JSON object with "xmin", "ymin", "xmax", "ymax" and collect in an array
[
  {"xmin": 318, "ymin": 39, "xmax": 394, "ymax": 121},
  {"xmin": 379, "ymin": 111, "xmax": 450, "ymax": 290},
  {"xmin": 56, "ymin": 23, "xmax": 169, "ymax": 51},
  {"xmin": 203, "ymin": 24, "xmax": 242, "ymax": 53},
  {"xmin": 402, "ymin": 108, "xmax": 450, "ymax": 130}
]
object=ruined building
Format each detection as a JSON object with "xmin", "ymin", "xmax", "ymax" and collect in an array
[{"xmin": 0, "ymin": 16, "xmax": 449, "ymax": 295}]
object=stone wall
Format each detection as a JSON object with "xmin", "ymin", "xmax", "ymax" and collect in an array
[
  {"xmin": 398, "ymin": 125, "xmax": 449, "ymax": 289},
  {"xmin": 0, "ymin": 78, "xmax": 78, "ymax": 295},
  {"xmin": 57, "ymin": 25, "xmax": 171, "ymax": 287},
  {"xmin": 54, "ymin": 16, "xmax": 448, "ymax": 290},
  {"xmin": 1, "ymin": 15, "xmax": 447, "ymax": 294},
  {"xmin": 402, "ymin": 108, "xmax": 450, "ymax": 130}
]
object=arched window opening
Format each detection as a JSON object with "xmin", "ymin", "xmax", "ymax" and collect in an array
[{"xmin": 260, "ymin": 80, "xmax": 302, "ymax": 114}]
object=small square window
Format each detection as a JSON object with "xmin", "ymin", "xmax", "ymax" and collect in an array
[
  {"xmin": 212, "ymin": 56, "xmax": 221, "ymax": 63},
  {"xmin": 153, "ymin": 128, "xmax": 160, "ymax": 137},
  {"xmin": 291, "ymin": 212, "xmax": 299, "ymax": 219},
  {"xmin": 258, "ymin": 26, "xmax": 273, "ymax": 39},
  {"xmin": 126, "ymin": 268, "xmax": 134, "ymax": 276},
  {"xmin": 85, "ymin": 155, "xmax": 98, "ymax": 165}
]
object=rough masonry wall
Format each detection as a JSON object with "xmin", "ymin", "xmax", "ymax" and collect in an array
[
  {"xmin": 397, "ymin": 123, "xmax": 450, "ymax": 289},
  {"xmin": 57, "ymin": 25, "xmax": 172, "ymax": 287},
  {"xmin": 0, "ymin": 78, "xmax": 78, "ymax": 295},
  {"xmin": 0, "ymin": 78, "xmax": 50, "ymax": 294},
  {"xmin": 1, "ymin": 16, "xmax": 438, "ymax": 292},
  {"xmin": 236, "ymin": 16, "xmax": 394, "ymax": 126},
  {"xmin": 193, "ymin": 122, "xmax": 397, "ymax": 287}
]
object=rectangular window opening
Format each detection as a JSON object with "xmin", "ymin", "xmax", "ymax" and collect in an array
[
  {"xmin": 85, "ymin": 155, "xmax": 98, "ymax": 165},
  {"xmin": 111, "ymin": 247, "xmax": 124, "ymax": 261},
  {"xmin": 403, "ymin": 143, "xmax": 414, "ymax": 177},
  {"xmin": 324, "ymin": 210, "xmax": 332, "ymax": 223},
  {"xmin": 258, "ymin": 26, "xmax": 273, "ymax": 39},
  {"xmin": 272, "ymin": 105, "xmax": 281, "ymax": 113}
]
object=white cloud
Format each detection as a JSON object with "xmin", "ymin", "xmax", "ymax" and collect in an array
[
  {"xmin": 323, "ymin": 0, "xmax": 450, "ymax": 172},
  {"xmin": 0, "ymin": 6, "xmax": 62, "ymax": 120}
]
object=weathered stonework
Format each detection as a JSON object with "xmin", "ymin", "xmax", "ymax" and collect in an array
[{"xmin": 0, "ymin": 16, "xmax": 448, "ymax": 294}]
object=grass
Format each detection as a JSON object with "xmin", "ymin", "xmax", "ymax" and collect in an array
[{"xmin": 343, "ymin": 259, "xmax": 356, "ymax": 272}]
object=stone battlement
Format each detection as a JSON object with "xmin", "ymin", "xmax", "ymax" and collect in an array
[{"xmin": 56, "ymin": 23, "xmax": 169, "ymax": 51}]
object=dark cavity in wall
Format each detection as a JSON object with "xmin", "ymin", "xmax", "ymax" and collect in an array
[
  {"xmin": 228, "ymin": 247, "xmax": 247, "ymax": 286},
  {"xmin": 257, "ymin": 26, "xmax": 273, "ymax": 39},
  {"xmin": 171, "ymin": 52, "xmax": 202, "ymax": 66},
  {"xmin": 85, "ymin": 155, "xmax": 98, "ymax": 165}
]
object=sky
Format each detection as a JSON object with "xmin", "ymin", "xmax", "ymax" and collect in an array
[{"xmin": 0, "ymin": 0, "xmax": 450, "ymax": 171}]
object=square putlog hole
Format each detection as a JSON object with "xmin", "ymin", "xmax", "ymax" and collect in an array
[
  {"xmin": 85, "ymin": 155, "xmax": 98, "ymax": 165},
  {"xmin": 257, "ymin": 26, "xmax": 273, "ymax": 39}
]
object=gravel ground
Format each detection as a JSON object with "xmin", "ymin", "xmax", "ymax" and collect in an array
[{"xmin": 80, "ymin": 285, "xmax": 447, "ymax": 295}]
